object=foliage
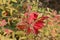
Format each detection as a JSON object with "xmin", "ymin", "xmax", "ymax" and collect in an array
[{"xmin": 0, "ymin": 0, "xmax": 60, "ymax": 40}]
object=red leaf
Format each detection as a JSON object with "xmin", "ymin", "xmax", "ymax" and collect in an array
[{"xmin": 16, "ymin": 25, "xmax": 26, "ymax": 30}]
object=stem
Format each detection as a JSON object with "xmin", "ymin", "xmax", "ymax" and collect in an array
[
  {"xmin": 1, "ymin": 26, "xmax": 4, "ymax": 31},
  {"xmin": 34, "ymin": 34, "xmax": 37, "ymax": 40}
]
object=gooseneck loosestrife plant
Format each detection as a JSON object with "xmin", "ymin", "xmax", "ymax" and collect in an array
[{"xmin": 0, "ymin": 0, "xmax": 60, "ymax": 40}]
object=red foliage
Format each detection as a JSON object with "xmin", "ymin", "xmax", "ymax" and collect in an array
[
  {"xmin": 16, "ymin": 12, "xmax": 48, "ymax": 34},
  {"xmin": 0, "ymin": 19, "xmax": 7, "ymax": 27},
  {"xmin": 33, "ymin": 21, "xmax": 44, "ymax": 34},
  {"xmin": 16, "ymin": 25, "xmax": 26, "ymax": 30},
  {"xmin": 24, "ymin": 12, "xmax": 38, "ymax": 24},
  {"xmin": 26, "ymin": 27, "xmax": 32, "ymax": 34},
  {"xmin": 33, "ymin": 16, "xmax": 48, "ymax": 34},
  {"xmin": 4, "ymin": 29, "xmax": 13, "ymax": 34},
  {"xmin": 40, "ymin": 16, "xmax": 49, "ymax": 21}
]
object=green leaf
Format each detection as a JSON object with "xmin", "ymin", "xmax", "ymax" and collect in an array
[
  {"xmin": 15, "ymin": 31, "xmax": 26, "ymax": 36},
  {"xmin": 11, "ymin": 0, "xmax": 17, "ymax": 2},
  {"xmin": 20, "ymin": 37, "xmax": 27, "ymax": 39},
  {"xmin": 2, "ymin": 0, "xmax": 7, "ymax": 4},
  {"xmin": 0, "ymin": 0, "xmax": 2, "ymax": 4}
]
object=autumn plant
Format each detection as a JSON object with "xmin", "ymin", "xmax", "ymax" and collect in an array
[{"xmin": 0, "ymin": 0, "xmax": 60, "ymax": 40}]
